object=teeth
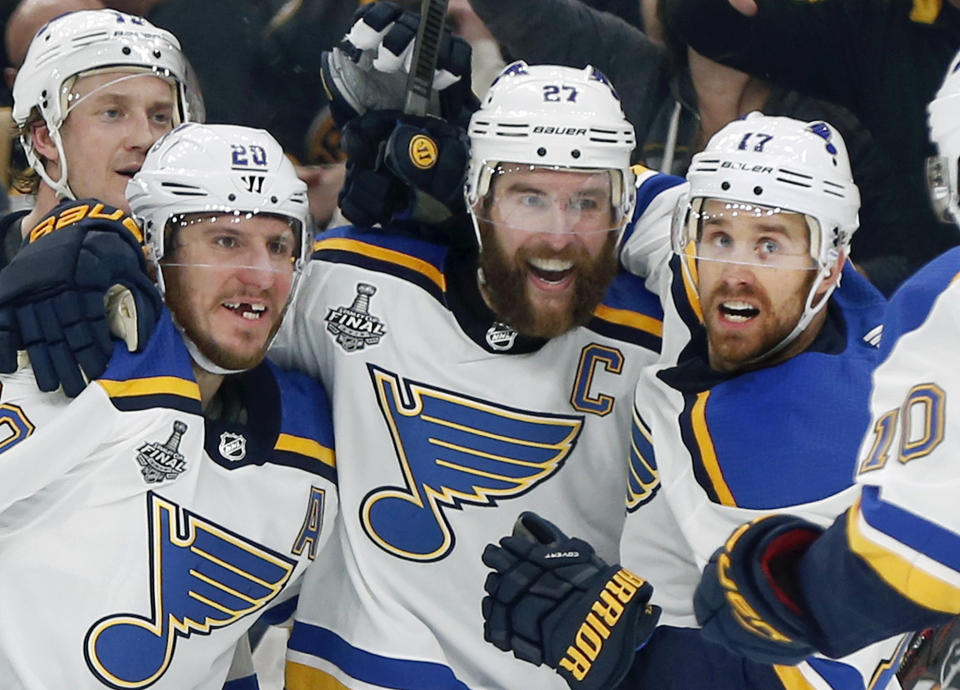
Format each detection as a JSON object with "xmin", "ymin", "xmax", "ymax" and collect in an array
[
  {"xmin": 224, "ymin": 301, "xmax": 266, "ymax": 319},
  {"xmin": 530, "ymin": 257, "xmax": 573, "ymax": 271},
  {"xmin": 722, "ymin": 301, "xmax": 753, "ymax": 310}
]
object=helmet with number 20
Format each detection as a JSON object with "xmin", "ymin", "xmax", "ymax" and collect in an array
[{"xmin": 126, "ymin": 123, "xmax": 311, "ymax": 295}]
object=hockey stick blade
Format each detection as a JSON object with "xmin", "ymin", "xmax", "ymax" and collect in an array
[{"xmin": 403, "ymin": 0, "xmax": 451, "ymax": 116}]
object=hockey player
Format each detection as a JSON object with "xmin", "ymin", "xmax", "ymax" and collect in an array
[
  {"xmin": 0, "ymin": 122, "xmax": 338, "ymax": 689},
  {"xmin": 272, "ymin": 58, "xmax": 675, "ymax": 690},
  {"xmin": 0, "ymin": 8, "xmax": 203, "ymax": 396},
  {"xmin": 6, "ymin": 8, "xmax": 203, "ymax": 248},
  {"xmin": 684, "ymin": 47, "xmax": 960, "ymax": 669},
  {"xmin": 481, "ymin": 114, "xmax": 910, "ymax": 689}
]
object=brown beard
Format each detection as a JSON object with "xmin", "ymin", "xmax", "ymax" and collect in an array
[
  {"xmin": 162, "ymin": 265, "xmax": 282, "ymax": 371},
  {"xmin": 477, "ymin": 224, "xmax": 620, "ymax": 338},
  {"xmin": 702, "ymin": 269, "xmax": 817, "ymax": 372}
]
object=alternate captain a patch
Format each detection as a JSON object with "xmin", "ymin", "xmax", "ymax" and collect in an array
[{"xmin": 325, "ymin": 283, "xmax": 388, "ymax": 353}]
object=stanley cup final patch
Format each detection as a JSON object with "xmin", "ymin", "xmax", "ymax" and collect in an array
[
  {"xmin": 325, "ymin": 283, "xmax": 388, "ymax": 353},
  {"xmin": 136, "ymin": 421, "xmax": 188, "ymax": 484}
]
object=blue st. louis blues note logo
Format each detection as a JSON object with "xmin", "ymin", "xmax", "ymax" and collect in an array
[
  {"xmin": 626, "ymin": 406, "xmax": 659, "ymax": 512},
  {"xmin": 84, "ymin": 493, "xmax": 296, "ymax": 688},
  {"xmin": 363, "ymin": 364, "xmax": 584, "ymax": 562}
]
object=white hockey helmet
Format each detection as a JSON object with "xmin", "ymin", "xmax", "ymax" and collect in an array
[
  {"xmin": 927, "ymin": 48, "xmax": 960, "ymax": 224},
  {"xmin": 12, "ymin": 9, "xmax": 204, "ymax": 200},
  {"xmin": 465, "ymin": 61, "xmax": 636, "ymax": 242},
  {"xmin": 674, "ymin": 112, "xmax": 860, "ymax": 358}
]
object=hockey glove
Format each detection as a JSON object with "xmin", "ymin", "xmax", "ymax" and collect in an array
[
  {"xmin": 482, "ymin": 512, "xmax": 661, "ymax": 690},
  {"xmin": 0, "ymin": 199, "xmax": 161, "ymax": 396},
  {"xmin": 694, "ymin": 514, "xmax": 824, "ymax": 666},
  {"xmin": 321, "ymin": 1, "xmax": 479, "ymax": 129},
  {"xmin": 338, "ymin": 109, "xmax": 471, "ymax": 233}
]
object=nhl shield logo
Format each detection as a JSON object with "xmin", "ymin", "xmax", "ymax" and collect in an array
[
  {"xmin": 136, "ymin": 421, "xmax": 188, "ymax": 484},
  {"xmin": 219, "ymin": 432, "xmax": 247, "ymax": 462},
  {"xmin": 486, "ymin": 322, "xmax": 518, "ymax": 351},
  {"xmin": 325, "ymin": 283, "xmax": 387, "ymax": 353}
]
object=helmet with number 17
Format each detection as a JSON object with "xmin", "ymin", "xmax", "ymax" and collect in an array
[
  {"xmin": 673, "ymin": 112, "xmax": 860, "ymax": 361},
  {"xmin": 927, "ymin": 49, "xmax": 960, "ymax": 225},
  {"xmin": 12, "ymin": 9, "xmax": 204, "ymax": 201}
]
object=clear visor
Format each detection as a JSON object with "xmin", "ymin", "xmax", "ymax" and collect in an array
[
  {"xmin": 671, "ymin": 197, "xmax": 819, "ymax": 271},
  {"xmin": 472, "ymin": 162, "xmax": 625, "ymax": 235},
  {"xmin": 926, "ymin": 155, "xmax": 955, "ymax": 223},
  {"xmin": 160, "ymin": 211, "xmax": 304, "ymax": 274},
  {"xmin": 62, "ymin": 66, "xmax": 204, "ymax": 125}
]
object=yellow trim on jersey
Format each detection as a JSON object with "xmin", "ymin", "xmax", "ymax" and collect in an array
[
  {"xmin": 847, "ymin": 497, "xmax": 960, "ymax": 613},
  {"xmin": 314, "ymin": 237, "xmax": 447, "ymax": 292},
  {"xmin": 910, "ymin": 0, "xmax": 941, "ymax": 23},
  {"xmin": 275, "ymin": 433, "xmax": 336, "ymax": 468},
  {"xmin": 592, "ymin": 304, "xmax": 663, "ymax": 337},
  {"xmin": 96, "ymin": 376, "xmax": 201, "ymax": 400},
  {"xmin": 286, "ymin": 662, "xmax": 350, "ymax": 689},
  {"xmin": 681, "ymin": 244, "xmax": 704, "ymax": 323},
  {"xmin": 691, "ymin": 390, "xmax": 736, "ymax": 506},
  {"xmin": 773, "ymin": 664, "xmax": 816, "ymax": 689}
]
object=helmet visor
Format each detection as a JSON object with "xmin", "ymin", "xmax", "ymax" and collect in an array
[
  {"xmin": 160, "ymin": 211, "xmax": 304, "ymax": 275},
  {"xmin": 671, "ymin": 197, "xmax": 819, "ymax": 272},
  {"xmin": 472, "ymin": 162, "xmax": 626, "ymax": 236}
]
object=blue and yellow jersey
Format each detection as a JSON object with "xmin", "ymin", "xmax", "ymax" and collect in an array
[{"xmin": 792, "ymin": 247, "xmax": 960, "ymax": 660}]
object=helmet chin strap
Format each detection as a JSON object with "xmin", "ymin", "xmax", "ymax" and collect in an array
[{"xmin": 179, "ymin": 327, "xmax": 251, "ymax": 376}]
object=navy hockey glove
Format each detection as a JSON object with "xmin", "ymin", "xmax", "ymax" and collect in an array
[
  {"xmin": 694, "ymin": 514, "xmax": 824, "ymax": 666},
  {"xmin": 321, "ymin": 1, "xmax": 479, "ymax": 129},
  {"xmin": 482, "ymin": 512, "xmax": 661, "ymax": 690},
  {"xmin": 338, "ymin": 109, "xmax": 470, "ymax": 233},
  {"xmin": 0, "ymin": 199, "xmax": 161, "ymax": 396}
]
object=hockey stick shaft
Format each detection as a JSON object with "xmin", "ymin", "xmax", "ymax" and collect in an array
[{"xmin": 403, "ymin": 0, "xmax": 451, "ymax": 116}]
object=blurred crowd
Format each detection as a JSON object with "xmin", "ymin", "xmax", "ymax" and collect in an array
[{"xmin": 3, "ymin": 0, "xmax": 956, "ymax": 296}]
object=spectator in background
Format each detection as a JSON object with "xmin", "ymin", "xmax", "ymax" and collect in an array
[
  {"xmin": 106, "ymin": 0, "xmax": 355, "ymax": 229},
  {"xmin": 661, "ymin": 0, "xmax": 960, "ymax": 291},
  {"xmin": 446, "ymin": 0, "xmax": 505, "ymax": 96},
  {"xmin": 464, "ymin": 0, "xmax": 925, "ymax": 294}
]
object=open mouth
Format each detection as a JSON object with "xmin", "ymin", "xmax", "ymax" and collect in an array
[
  {"xmin": 116, "ymin": 168, "xmax": 139, "ymax": 179},
  {"xmin": 528, "ymin": 257, "xmax": 574, "ymax": 285},
  {"xmin": 223, "ymin": 301, "xmax": 267, "ymax": 320},
  {"xmin": 719, "ymin": 300, "xmax": 759, "ymax": 322}
]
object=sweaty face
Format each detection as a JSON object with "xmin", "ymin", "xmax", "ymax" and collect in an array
[
  {"xmin": 161, "ymin": 213, "xmax": 298, "ymax": 371},
  {"xmin": 475, "ymin": 167, "xmax": 621, "ymax": 338},
  {"xmin": 692, "ymin": 200, "xmax": 821, "ymax": 372},
  {"xmin": 53, "ymin": 71, "xmax": 176, "ymax": 209}
]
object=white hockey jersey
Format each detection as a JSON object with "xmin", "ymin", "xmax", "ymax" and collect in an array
[
  {"xmin": 619, "ymin": 201, "xmax": 908, "ymax": 688},
  {"xmin": 0, "ymin": 310, "xmax": 338, "ymax": 690},
  {"xmin": 269, "ymin": 177, "xmax": 673, "ymax": 689}
]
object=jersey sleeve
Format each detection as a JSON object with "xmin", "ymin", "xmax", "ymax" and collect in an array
[
  {"xmin": 0, "ymin": 367, "xmax": 112, "ymax": 522},
  {"xmin": 618, "ymin": 169, "xmax": 686, "ymax": 301},
  {"xmin": 794, "ymin": 259, "xmax": 960, "ymax": 656}
]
